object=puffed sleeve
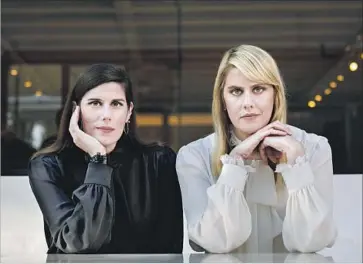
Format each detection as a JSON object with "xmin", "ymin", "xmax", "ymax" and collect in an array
[
  {"xmin": 176, "ymin": 145, "xmax": 252, "ymax": 253},
  {"xmin": 28, "ymin": 155, "xmax": 115, "ymax": 253},
  {"xmin": 276, "ymin": 137, "xmax": 337, "ymax": 252}
]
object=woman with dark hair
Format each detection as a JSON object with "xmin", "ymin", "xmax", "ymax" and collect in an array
[{"xmin": 28, "ymin": 64, "xmax": 184, "ymax": 254}]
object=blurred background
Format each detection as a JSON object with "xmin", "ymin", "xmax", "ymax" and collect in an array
[{"xmin": 1, "ymin": 0, "xmax": 362, "ymax": 176}]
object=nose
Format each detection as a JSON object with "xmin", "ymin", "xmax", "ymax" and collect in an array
[
  {"xmin": 241, "ymin": 91, "xmax": 255, "ymax": 110},
  {"xmin": 101, "ymin": 105, "xmax": 111, "ymax": 121}
]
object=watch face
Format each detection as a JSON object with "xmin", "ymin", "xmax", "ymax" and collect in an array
[{"xmin": 90, "ymin": 153, "xmax": 107, "ymax": 164}]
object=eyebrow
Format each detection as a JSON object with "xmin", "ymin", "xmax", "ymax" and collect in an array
[
  {"xmin": 87, "ymin": 98, "xmax": 126, "ymax": 102},
  {"xmin": 226, "ymin": 83, "xmax": 268, "ymax": 90},
  {"xmin": 226, "ymin": 85, "xmax": 244, "ymax": 90}
]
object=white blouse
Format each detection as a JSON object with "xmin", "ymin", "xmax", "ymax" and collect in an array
[{"xmin": 176, "ymin": 125, "xmax": 337, "ymax": 254}]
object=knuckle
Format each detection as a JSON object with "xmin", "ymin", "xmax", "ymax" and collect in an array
[{"xmin": 72, "ymin": 134, "xmax": 79, "ymax": 142}]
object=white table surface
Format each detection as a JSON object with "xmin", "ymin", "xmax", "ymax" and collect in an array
[{"xmin": 1, "ymin": 174, "xmax": 362, "ymax": 263}]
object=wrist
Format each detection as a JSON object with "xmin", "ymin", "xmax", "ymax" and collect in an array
[
  {"xmin": 286, "ymin": 144, "xmax": 304, "ymax": 164},
  {"xmin": 89, "ymin": 148, "xmax": 106, "ymax": 157},
  {"xmin": 89, "ymin": 152, "xmax": 107, "ymax": 164}
]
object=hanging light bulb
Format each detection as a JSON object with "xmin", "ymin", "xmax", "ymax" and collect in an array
[
  {"xmin": 10, "ymin": 69, "xmax": 18, "ymax": 76},
  {"xmin": 329, "ymin": 81, "xmax": 337, "ymax": 88},
  {"xmin": 314, "ymin": 94, "xmax": 322, "ymax": 102},
  {"xmin": 349, "ymin": 62, "xmax": 358, "ymax": 71},
  {"xmin": 337, "ymin": 75, "xmax": 344, "ymax": 81},
  {"xmin": 24, "ymin": 81, "xmax": 32, "ymax": 88},
  {"xmin": 308, "ymin": 101, "xmax": 316, "ymax": 108},
  {"xmin": 35, "ymin": 90, "xmax": 43, "ymax": 97}
]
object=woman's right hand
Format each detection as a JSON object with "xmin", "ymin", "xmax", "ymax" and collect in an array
[
  {"xmin": 229, "ymin": 121, "xmax": 291, "ymax": 160},
  {"xmin": 69, "ymin": 105, "xmax": 106, "ymax": 156}
]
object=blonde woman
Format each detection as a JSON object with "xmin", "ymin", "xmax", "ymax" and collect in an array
[{"xmin": 176, "ymin": 45, "xmax": 337, "ymax": 254}]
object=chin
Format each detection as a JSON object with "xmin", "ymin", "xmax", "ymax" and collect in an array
[
  {"xmin": 236, "ymin": 122, "xmax": 264, "ymax": 135},
  {"xmin": 95, "ymin": 136, "xmax": 119, "ymax": 148},
  {"xmin": 237, "ymin": 127, "xmax": 259, "ymax": 136}
]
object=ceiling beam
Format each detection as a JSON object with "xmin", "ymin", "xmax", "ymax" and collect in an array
[
  {"xmin": 2, "ymin": 1, "xmax": 361, "ymax": 15},
  {"xmin": 2, "ymin": 6, "xmax": 114, "ymax": 14},
  {"xmin": 7, "ymin": 48, "xmax": 336, "ymax": 64},
  {"xmin": 3, "ymin": 16, "xmax": 361, "ymax": 29},
  {"xmin": 8, "ymin": 29, "xmax": 355, "ymax": 40},
  {"xmin": 113, "ymin": 0, "xmax": 144, "ymax": 101}
]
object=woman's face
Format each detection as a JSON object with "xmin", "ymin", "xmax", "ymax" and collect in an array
[
  {"xmin": 79, "ymin": 82, "xmax": 133, "ymax": 151},
  {"xmin": 223, "ymin": 68, "xmax": 275, "ymax": 139}
]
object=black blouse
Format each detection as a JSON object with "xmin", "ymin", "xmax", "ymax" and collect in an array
[{"xmin": 28, "ymin": 136, "xmax": 184, "ymax": 254}]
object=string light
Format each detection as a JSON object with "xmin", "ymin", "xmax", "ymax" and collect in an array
[
  {"xmin": 10, "ymin": 69, "xmax": 18, "ymax": 76},
  {"xmin": 324, "ymin": 88, "xmax": 332, "ymax": 95},
  {"xmin": 329, "ymin": 81, "xmax": 337, "ymax": 88},
  {"xmin": 35, "ymin": 90, "xmax": 43, "ymax": 96},
  {"xmin": 314, "ymin": 94, "xmax": 322, "ymax": 102},
  {"xmin": 349, "ymin": 62, "xmax": 358, "ymax": 71},
  {"xmin": 309, "ymin": 37, "xmax": 360, "ymax": 108},
  {"xmin": 24, "ymin": 81, "xmax": 32, "ymax": 88},
  {"xmin": 308, "ymin": 101, "xmax": 316, "ymax": 108}
]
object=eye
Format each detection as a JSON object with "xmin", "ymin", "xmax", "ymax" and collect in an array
[
  {"xmin": 231, "ymin": 88, "xmax": 243, "ymax": 96},
  {"xmin": 88, "ymin": 100, "xmax": 101, "ymax": 106},
  {"xmin": 111, "ymin": 101, "xmax": 124, "ymax": 107},
  {"xmin": 253, "ymin": 86, "xmax": 266, "ymax": 94}
]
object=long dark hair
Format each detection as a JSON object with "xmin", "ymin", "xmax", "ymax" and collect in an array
[{"xmin": 33, "ymin": 64, "xmax": 140, "ymax": 158}]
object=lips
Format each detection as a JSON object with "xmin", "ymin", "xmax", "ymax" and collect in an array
[
  {"xmin": 96, "ymin": 126, "xmax": 115, "ymax": 132},
  {"xmin": 241, "ymin": 113, "xmax": 259, "ymax": 118}
]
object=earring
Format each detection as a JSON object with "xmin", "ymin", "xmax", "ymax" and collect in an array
[{"xmin": 124, "ymin": 121, "xmax": 129, "ymax": 134}]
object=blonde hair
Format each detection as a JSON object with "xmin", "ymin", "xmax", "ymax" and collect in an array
[{"xmin": 211, "ymin": 44, "xmax": 287, "ymax": 187}]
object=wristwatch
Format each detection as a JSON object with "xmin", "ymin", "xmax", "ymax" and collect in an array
[{"xmin": 89, "ymin": 152, "xmax": 107, "ymax": 164}]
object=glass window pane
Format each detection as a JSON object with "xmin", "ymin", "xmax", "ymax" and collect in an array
[{"xmin": 3, "ymin": 64, "xmax": 62, "ymax": 175}]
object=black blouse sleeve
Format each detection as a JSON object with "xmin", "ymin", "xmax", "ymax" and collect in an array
[
  {"xmin": 28, "ymin": 155, "xmax": 114, "ymax": 253},
  {"xmin": 150, "ymin": 147, "xmax": 184, "ymax": 253}
]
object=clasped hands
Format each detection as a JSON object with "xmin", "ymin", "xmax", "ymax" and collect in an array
[{"xmin": 230, "ymin": 121, "xmax": 305, "ymax": 165}]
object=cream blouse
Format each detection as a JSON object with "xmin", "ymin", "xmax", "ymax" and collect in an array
[{"xmin": 176, "ymin": 125, "xmax": 337, "ymax": 253}]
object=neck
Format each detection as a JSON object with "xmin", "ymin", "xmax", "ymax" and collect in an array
[
  {"xmin": 105, "ymin": 143, "xmax": 117, "ymax": 154},
  {"xmin": 232, "ymin": 127, "xmax": 250, "ymax": 141}
]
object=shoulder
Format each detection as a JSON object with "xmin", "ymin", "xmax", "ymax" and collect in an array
[
  {"xmin": 288, "ymin": 125, "xmax": 329, "ymax": 146},
  {"xmin": 176, "ymin": 133, "xmax": 215, "ymax": 167},
  {"xmin": 141, "ymin": 142, "xmax": 177, "ymax": 164},
  {"xmin": 29, "ymin": 154, "xmax": 60, "ymax": 168},
  {"xmin": 178, "ymin": 133, "xmax": 215, "ymax": 156},
  {"xmin": 288, "ymin": 125, "xmax": 331, "ymax": 158},
  {"xmin": 28, "ymin": 154, "xmax": 64, "ymax": 180}
]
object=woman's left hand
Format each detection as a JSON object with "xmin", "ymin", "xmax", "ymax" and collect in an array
[{"xmin": 259, "ymin": 135, "xmax": 305, "ymax": 164}]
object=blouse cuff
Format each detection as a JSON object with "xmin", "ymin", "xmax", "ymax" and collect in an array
[
  {"xmin": 275, "ymin": 155, "xmax": 307, "ymax": 172},
  {"xmin": 218, "ymin": 163, "xmax": 249, "ymax": 191},
  {"xmin": 275, "ymin": 156, "xmax": 314, "ymax": 191},
  {"xmin": 220, "ymin": 154, "xmax": 257, "ymax": 172},
  {"xmin": 84, "ymin": 163, "xmax": 114, "ymax": 188}
]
